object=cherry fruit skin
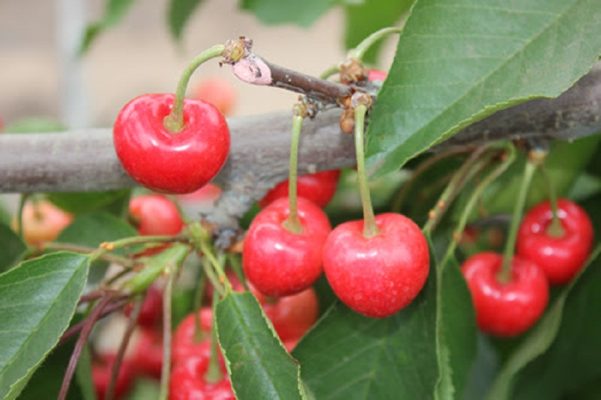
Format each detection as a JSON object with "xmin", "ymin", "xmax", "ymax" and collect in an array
[
  {"xmin": 172, "ymin": 308, "xmax": 214, "ymax": 364},
  {"xmin": 124, "ymin": 285, "xmax": 163, "ymax": 328},
  {"xmin": 113, "ymin": 93, "xmax": 230, "ymax": 194},
  {"xmin": 517, "ymin": 199, "xmax": 594, "ymax": 284},
  {"xmin": 367, "ymin": 69, "xmax": 387, "ymax": 82},
  {"xmin": 169, "ymin": 356, "xmax": 233, "ymax": 400},
  {"xmin": 18, "ymin": 200, "xmax": 72, "ymax": 247},
  {"xmin": 129, "ymin": 194, "xmax": 183, "ymax": 235},
  {"xmin": 132, "ymin": 328, "xmax": 163, "ymax": 379},
  {"xmin": 259, "ymin": 170, "xmax": 341, "ymax": 208},
  {"xmin": 92, "ymin": 353, "xmax": 135, "ymax": 400},
  {"xmin": 461, "ymin": 252, "xmax": 549, "ymax": 337},
  {"xmin": 194, "ymin": 77, "xmax": 237, "ymax": 116},
  {"xmin": 263, "ymin": 287, "xmax": 319, "ymax": 341},
  {"xmin": 323, "ymin": 213, "xmax": 429, "ymax": 318},
  {"xmin": 243, "ymin": 197, "xmax": 332, "ymax": 297}
]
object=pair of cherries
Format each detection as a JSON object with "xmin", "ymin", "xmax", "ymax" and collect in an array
[{"xmin": 462, "ymin": 199, "xmax": 594, "ymax": 336}]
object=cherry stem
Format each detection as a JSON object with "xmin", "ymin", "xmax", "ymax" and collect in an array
[
  {"xmin": 348, "ymin": 26, "xmax": 402, "ymax": 61},
  {"xmin": 498, "ymin": 159, "xmax": 537, "ymax": 283},
  {"xmin": 440, "ymin": 144, "xmax": 516, "ymax": 268},
  {"xmin": 540, "ymin": 164, "xmax": 565, "ymax": 237},
  {"xmin": 158, "ymin": 269, "xmax": 176, "ymax": 400},
  {"xmin": 44, "ymin": 242, "xmax": 135, "ymax": 267},
  {"xmin": 228, "ymin": 253, "xmax": 248, "ymax": 290},
  {"xmin": 193, "ymin": 270, "xmax": 206, "ymax": 343},
  {"xmin": 105, "ymin": 297, "xmax": 142, "ymax": 400},
  {"xmin": 320, "ymin": 65, "xmax": 340, "ymax": 80},
  {"xmin": 205, "ymin": 290, "xmax": 223, "ymax": 383},
  {"xmin": 423, "ymin": 145, "xmax": 491, "ymax": 235},
  {"xmin": 353, "ymin": 105, "xmax": 378, "ymax": 238},
  {"xmin": 163, "ymin": 44, "xmax": 226, "ymax": 133},
  {"xmin": 282, "ymin": 114, "xmax": 304, "ymax": 234}
]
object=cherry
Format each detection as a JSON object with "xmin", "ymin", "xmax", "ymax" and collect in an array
[
  {"xmin": 263, "ymin": 287, "xmax": 319, "ymax": 341},
  {"xmin": 172, "ymin": 308, "xmax": 214, "ymax": 365},
  {"xmin": 177, "ymin": 183, "xmax": 222, "ymax": 205},
  {"xmin": 113, "ymin": 94, "xmax": 230, "ymax": 194},
  {"xmin": 193, "ymin": 77, "xmax": 237, "ymax": 116},
  {"xmin": 461, "ymin": 252, "xmax": 549, "ymax": 336},
  {"xmin": 517, "ymin": 199, "xmax": 594, "ymax": 284},
  {"xmin": 243, "ymin": 197, "xmax": 331, "ymax": 297},
  {"xmin": 129, "ymin": 194, "xmax": 184, "ymax": 235},
  {"xmin": 366, "ymin": 69, "xmax": 387, "ymax": 82},
  {"xmin": 17, "ymin": 200, "xmax": 72, "ymax": 247},
  {"xmin": 92, "ymin": 353, "xmax": 135, "ymax": 400},
  {"xmin": 131, "ymin": 328, "xmax": 163, "ymax": 379},
  {"xmin": 323, "ymin": 213, "xmax": 429, "ymax": 318},
  {"xmin": 124, "ymin": 285, "xmax": 163, "ymax": 328},
  {"xmin": 259, "ymin": 170, "xmax": 341, "ymax": 208},
  {"xmin": 169, "ymin": 355, "xmax": 233, "ymax": 400}
]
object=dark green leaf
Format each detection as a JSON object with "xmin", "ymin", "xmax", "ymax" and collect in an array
[
  {"xmin": 487, "ymin": 245, "xmax": 601, "ymax": 400},
  {"xmin": 240, "ymin": 0, "xmax": 336, "ymax": 27},
  {"xmin": 344, "ymin": 0, "xmax": 413, "ymax": 64},
  {"xmin": 0, "ymin": 223, "xmax": 26, "ymax": 272},
  {"xmin": 216, "ymin": 292, "xmax": 305, "ymax": 400},
  {"xmin": 168, "ymin": 0, "xmax": 204, "ymax": 40},
  {"xmin": 79, "ymin": 0, "xmax": 136, "ymax": 54},
  {"xmin": 0, "ymin": 252, "xmax": 90, "ymax": 399},
  {"xmin": 293, "ymin": 237, "xmax": 476, "ymax": 399},
  {"xmin": 47, "ymin": 190, "xmax": 130, "ymax": 215},
  {"xmin": 57, "ymin": 212, "xmax": 137, "ymax": 252},
  {"xmin": 366, "ymin": 0, "xmax": 601, "ymax": 176}
]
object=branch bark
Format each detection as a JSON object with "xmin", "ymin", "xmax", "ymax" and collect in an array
[{"xmin": 1, "ymin": 65, "xmax": 601, "ymax": 230}]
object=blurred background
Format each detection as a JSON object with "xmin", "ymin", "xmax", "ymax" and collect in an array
[{"xmin": 0, "ymin": 0, "xmax": 397, "ymax": 129}]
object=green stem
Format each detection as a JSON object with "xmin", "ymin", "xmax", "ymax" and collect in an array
[
  {"xmin": 158, "ymin": 269, "xmax": 176, "ymax": 400},
  {"xmin": 44, "ymin": 242, "xmax": 134, "ymax": 267},
  {"xmin": 16, "ymin": 193, "xmax": 29, "ymax": 239},
  {"xmin": 228, "ymin": 253, "xmax": 248, "ymax": 290},
  {"xmin": 440, "ymin": 144, "xmax": 516, "ymax": 268},
  {"xmin": 320, "ymin": 65, "xmax": 340, "ymax": 80},
  {"xmin": 498, "ymin": 159, "xmax": 537, "ymax": 283},
  {"xmin": 540, "ymin": 164, "xmax": 565, "ymax": 237},
  {"xmin": 163, "ymin": 44, "xmax": 225, "ymax": 133},
  {"xmin": 205, "ymin": 290, "xmax": 222, "ymax": 383},
  {"xmin": 193, "ymin": 270, "xmax": 206, "ymax": 343},
  {"xmin": 202, "ymin": 256, "xmax": 225, "ymax": 296},
  {"xmin": 354, "ymin": 105, "xmax": 378, "ymax": 238},
  {"xmin": 348, "ymin": 27, "xmax": 402, "ymax": 61},
  {"xmin": 282, "ymin": 115, "xmax": 304, "ymax": 234}
]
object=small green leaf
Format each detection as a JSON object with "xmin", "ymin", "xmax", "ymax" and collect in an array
[
  {"xmin": 47, "ymin": 190, "xmax": 130, "ymax": 215},
  {"xmin": 168, "ymin": 0, "xmax": 204, "ymax": 40},
  {"xmin": 79, "ymin": 0, "xmax": 136, "ymax": 54},
  {"xmin": 240, "ymin": 0, "xmax": 336, "ymax": 27},
  {"xmin": 487, "ymin": 245, "xmax": 601, "ymax": 400},
  {"xmin": 216, "ymin": 292, "xmax": 305, "ymax": 400},
  {"xmin": 0, "ymin": 252, "xmax": 90, "ymax": 399},
  {"xmin": 0, "ymin": 223, "xmax": 26, "ymax": 272},
  {"xmin": 344, "ymin": 0, "xmax": 413, "ymax": 64},
  {"xmin": 366, "ymin": 0, "xmax": 601, "ymax": 176}
]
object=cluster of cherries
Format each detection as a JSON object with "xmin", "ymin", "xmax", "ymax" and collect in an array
[{"xmin": 461, "ymin": 198, "xmax": 594, "ymax": 336}]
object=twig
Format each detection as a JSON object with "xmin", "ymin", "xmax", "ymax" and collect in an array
[
  {"xmin": 45, "ymin": 242, "xmax": 135, "ymax": 267},
  {"xmin": 60, "ymin": 297, "xmax": 129, "ymax": 344}
]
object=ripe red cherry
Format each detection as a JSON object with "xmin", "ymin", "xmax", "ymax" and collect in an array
[
  {"xmin": 172, "ymin": 308, "xmax": 214, "ymax": 364},
  {"xmin": 517, "ymin": 199, "xmax": 594, "ymax": 285},
  {"xmin": 124, "ymin": 285, "xmax": 163, "ymax": 328},
  {"xmin": 129, "ymin": 194, "xmax": 184, "ymax": 235},
  {"xmin": 169, "ymin": 355, "xmax": 233, "ymax": 400},
  {"xmin": 193, "ymin": 77, "xmax": 237, "ymax": 116},
  {"xmin": 243, "ymin": 197, "xmax": 332, "ymax": 297},
  {"xmin": 92, "ymin": 353, "xmax": 135, "ymax": 400},
  {"xmin": 263, "ymin": 287, "xmax": 319, "ymax": 341},
  {"xmin": 17, "ymin": 200, "xmax": 72, "ymax": 247},
  {"xmin": 259, "ymin": 170, "xmax": 341, "ymax": 208},
  {"xmin": 113, "ymin": 94, "xmax": 230, "ymax": 194},
  {"xmin": 461, "ymin": 252, "xmax": 549, "ymax": 336},
  {"xmin": 132, "ymin": 328, "xmax": 163, "ymax": 379},
  {"xmin": 323, "ymin": 213, "xmax": 429, "ymax": 318}
]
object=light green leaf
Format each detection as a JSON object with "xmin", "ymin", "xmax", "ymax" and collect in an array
[
  {"xmin": 47, "ymin": 190, "xmax": 130, "ymax": 215},
  {"xmin": 79, "ymin": 0, "xmax": 136, "ymax": 54},
  {"xmin": 0, "ymin": 223, "xmax": 26, "ymax": 272},
  {"xmin": 366, "ymin": 0, "xmax": 601, "ymax": 176},
  {"xmin": 0, "ymin": 252, "xmax": 90, "ymax": 399},
  {"xmin": 168, "ymin": 0, "xmax": 204, "ymax": 40},
  {"xmin": 240, "ymin": 0, "xmax": 336, "ymax": 27},
  {"xmin": 216, "ymin": 292, "xmax": 305, "ymax": 400}
]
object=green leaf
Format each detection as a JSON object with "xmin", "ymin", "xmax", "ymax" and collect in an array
[
  {"xmin": 57, "ymin": 212, "xmax": 137, "ymax": 252},
  {"xmin": 75, "ymin": 344, "xmax": 96, "ymax": 400},
  {"xmin": 0, "ymin": 223, "xmax": 26, "ymax": 272},
  {"xmin": 293, "ymin": 237, "xmax": 476, "ymax": 399},
  {"xmin": 344, "ymin": 0, "xmax": 413, "ymax": 64},
  {"xmin": 0, "ymin": 252, "xmax": 90, "ymax": 399},
  {"xmin": 240, "ymin": 0, "xmax": 336, "ymax": 27},
  {"xmin": 487, "ymin": 245, "xmax": 601, "ymax": 400},
  {"xmin": 79, "ymin": 0, "xmax": 136, "ymax": 54},
  {"xmin": 4, "ymin": 118, "xmax": 65, "ymax": 133},
  {"xmin": 366, "ymin": 0, "xmax": 601, "ymax": 176},
  {"xmin": 168, "ymin": 0, "xmax": 204, "ymax": 40},
  {"xmin": 216, "ymin": 292, "xmax": 305, "ymax": 400},
  {"xmin": 47, "ymin": 190, "xmax": 130, "ymax": 215}
]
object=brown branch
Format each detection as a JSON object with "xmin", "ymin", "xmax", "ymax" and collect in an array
[{"xmin": 60, "ymin": 297, "xmax": 129, "ymax": 344}]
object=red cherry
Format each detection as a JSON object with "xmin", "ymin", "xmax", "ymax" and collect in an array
[
  {"xmin": 461, "ymin": 252, "xmax": 549, "ymax": 337},
  {"xmin": 129, "ymin": 194, "xmax": 183, "ymax": 235},
  {"xmin": 17, "ymin": 200, "xmax": 72, "ymax": 247},
  {"xmin": 172, "ymin": 309, "xmax": 214, "ymax": 364},
  {"xmin": 193, "ymin": 77, "xmax": 237, "ymax": 116},
  {"xmin": 517, "ymin": 199, "xmax": 594, "ymax": 284},
  {"xmin": 169, "ymin": 356, "xmax": 233, "ymax": 400},
  {"xmin": 367, "ymin": 69, "xmax": 387, "ymax": 82},
  {"xmin": 124, "ymin": 285, "xmax": 163, "ymax": 328},
  {"xmin": 263, "ymin": 287, "xmax": 319, "ymax": 341},
  {"xmin": 92, "ymin": 353, "xmax": 135, "ymax": 400},
  {"xmin": 132, "ymin": 328, "xmax": 163, "ymax": 379},
  {"xmin": 177, "ymin": 183, "xmax": 222, "ymax": 205},
  {"xmin": 113, "ymin": 94, "xmax": 230, "ymax": 194},
  {"xmin": 259, "ymin": 170, "xmax": 341, "ymax": 208},
  {"xmin": 323, "ymin": 213, "xmax": 429, "ymax": 318},
  {"xmin": 243, "ymin": 197, "xmax": 332, "ymax": 297}
]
